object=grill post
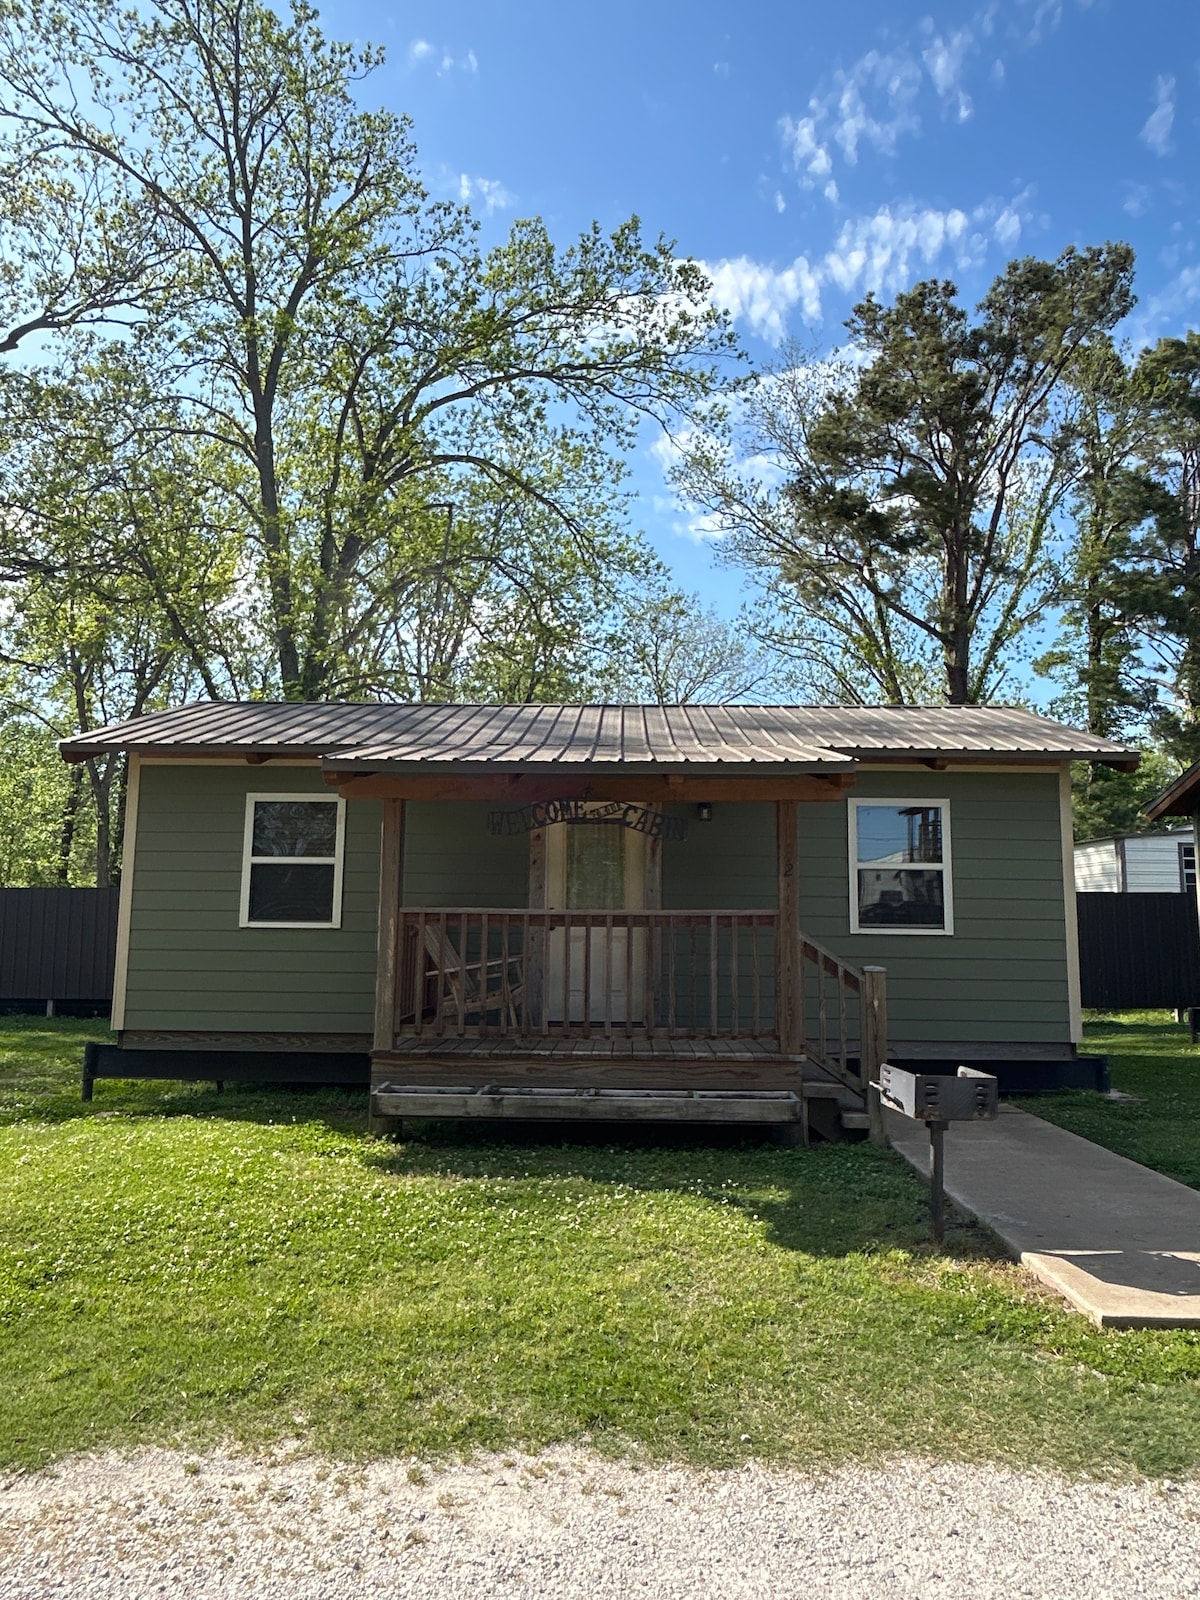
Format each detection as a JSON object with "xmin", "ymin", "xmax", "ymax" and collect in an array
[{"xmin": 928, "ymin": 1118, "xmax": 948, "ymax": 1243}]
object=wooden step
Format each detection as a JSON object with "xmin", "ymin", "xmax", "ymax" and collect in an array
[{"xmin": 372, "ymin": 1082, "xmax": 804, "ymax": 1124}]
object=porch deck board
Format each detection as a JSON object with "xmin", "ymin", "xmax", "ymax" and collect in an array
[{"xmin": 372, "ymin": 1031, "xmax": 827, "ymax": 1100}]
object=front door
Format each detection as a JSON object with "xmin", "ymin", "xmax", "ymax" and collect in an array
[{"xmin": 545, "ymin": 808, "xmax": 646, "ymax": 1023}]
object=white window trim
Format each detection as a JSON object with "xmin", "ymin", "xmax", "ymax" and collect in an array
[
  {"xmin": 1181, "ymin": 840, "xmax": 1196, "ymax": 895},
  {"xmin": 239, "ymin": 793, "xmax": 346, "ymax": 929},
  {"xmin": 848, "ymin": 797, "xmax": 954, "ymax": 937}
]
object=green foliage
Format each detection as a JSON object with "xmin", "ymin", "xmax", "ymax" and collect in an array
[
  {"xmin": 676, "ymin": 246, "xmax": 1136, "ymax": 705},
  {"xmin": 1041, "ymin": 332, "xmax": 1200, "ymax": 775},
  {"xmin": 1124, "ymin": 333, "xmax": 1200, "ymax": 763},
  {"xmin": 0, "ymin": 0, "xmax": 738, "ymax": 704},
  {"xmin": 2, "ymin": 1016, "xmax": 1200, "ymax": 1478},
  {"xmin": 0, "ymin": 717, "xmax": 96, "ymax": 884},
  {"xmin": 1070, "ymin": 751, "xmax": 1182, "ymax": 842}
]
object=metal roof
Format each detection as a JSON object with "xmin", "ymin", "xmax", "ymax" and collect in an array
[
  {"xmin": 1075, "ymin": 825, "xmax": 1193, "ymax": 845},
  {"xmin": 58, "ymin": 701, "xmax": 1138, "ymax": 770},
  {"xmin": 1145, "ymin": 761, "xmax": 1200, "ymax": 821}
]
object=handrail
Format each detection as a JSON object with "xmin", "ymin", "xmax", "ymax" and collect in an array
[{"xmin": 389, "ymin": 905, "xmax": 886, "ymax": 1126}]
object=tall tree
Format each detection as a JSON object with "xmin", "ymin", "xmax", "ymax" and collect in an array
[
  {"xmin": 0, "ymin": 0, "xmax": 736, "ymax": 701},
  {"xmin": 600, "ymin": 585, "xmax": 782, "ymax": 704},
  {"xmin": 1036, "ymin": 337, "xmax": 1157, "ymax": 741},
  {"xmin": 0, "ymin": 354, "xmax": 235, "ymax": 880},
  {"xmin": 676, "ymin": 247, "xmax": 1136, "ymax": 704},
  {"xmin": 1125, "ymin": 333, "xmax": 1200, "ymax": 763}
]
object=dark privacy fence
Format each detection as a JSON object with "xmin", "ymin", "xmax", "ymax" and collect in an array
[
  {"xmin": 1076, "ymin": 891, "xmax": 1200, "ymax": 1011},
  {"xmin": 0, "ymin": 887, "xmax": 119, "ymax": 1005}
]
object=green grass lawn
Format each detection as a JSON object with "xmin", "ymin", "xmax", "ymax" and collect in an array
[
  {"xmin": 1016, "ymin": 1012, "xmax": 1200, "ymax": 1190},
  {"xmin": 2, "ymin": 1012, "xmax": 1200, "ymax": 1479}
]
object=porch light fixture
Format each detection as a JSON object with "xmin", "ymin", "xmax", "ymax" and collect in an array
[{"xmin": 696, "ymin": 802, "xmax": 714, "ymax": 822}]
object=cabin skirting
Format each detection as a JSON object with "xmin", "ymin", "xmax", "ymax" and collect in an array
[
  {"xmin": 82, "ymin": 1040, "xmax": 370, "ymax": 1098},
  {"xmin": 79, "ymin": 1038, "xmax": 1107, "ymax": 1099}
]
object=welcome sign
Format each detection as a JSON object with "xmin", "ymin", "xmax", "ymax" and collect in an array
[{"xmin": 487, "ymin": 799, "xmax": 688, "ymax": 841}]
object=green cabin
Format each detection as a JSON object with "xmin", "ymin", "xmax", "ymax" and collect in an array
[{"xmin": 61, "ymin": 702, "xmax": 1135, "ymax": 1136}]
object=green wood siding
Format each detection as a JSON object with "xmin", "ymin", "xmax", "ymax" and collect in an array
[
  {"xmin": 662, "ymin": 802, "xmax": 776, "ymax": 908},
  {"xmin": 402, "ymin": 803, "xmax": 530, "ymax": 907},
  {"xmin": 124, "ymin": 765, "xmax": 1070, "ymax": 1047},
  {"xmin": 125, "ymin": 764, "xmax": 382, "ymax": 1032},
  {"xmin": 797, "ymin": 770, "xmax": 1069, "ymax": 1044}
]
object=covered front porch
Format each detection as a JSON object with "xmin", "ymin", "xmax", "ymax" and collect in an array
[{"xmin": 339, "ymin": 767, "xmax": 888, "ymax": 1138}]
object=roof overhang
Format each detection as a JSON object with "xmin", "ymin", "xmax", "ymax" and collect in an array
[
  {"xmin": 56, "ymin": 700, "xmax": 1141, "ymax": 773},
  {"xmin": 1145, "ymin": 761, "xmax": 1200, "ymax": 822},
  {"xmin": 320, "ymin": 765, "xmax": 858, "ymax": 804}
]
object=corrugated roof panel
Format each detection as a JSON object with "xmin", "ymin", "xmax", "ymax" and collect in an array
[{"xmin": 58, "ymin": 700, "xmax": 1137, "ymax": 768}]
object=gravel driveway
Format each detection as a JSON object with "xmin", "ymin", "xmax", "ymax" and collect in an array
[{"xmin": 2, "ymin": 1446, "xmax": 1198, "ymax": 1599}]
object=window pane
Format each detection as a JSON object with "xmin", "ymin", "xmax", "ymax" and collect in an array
[
  {"xmin": 566, "ymin": 822, "xmax": 625, "ymax": 909},
  {"xmin": 248, "ymin": 862, "xmax": 335, "ymax": 922},
  {"xmin": 856, "ymin": 805, "xmax": 943, "ymax": 864},
  {"xmin": 857, "ymin": 868, "xmax": 945, "ymax": 928},
  {"xmin": 252, "ymin": 800, "xmax": 338, "ymax": 858}
]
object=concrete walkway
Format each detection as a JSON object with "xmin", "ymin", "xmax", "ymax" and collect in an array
[{"xmin": 885, "ymin": 1105, "xmax": 1200, "ymax": 1328}]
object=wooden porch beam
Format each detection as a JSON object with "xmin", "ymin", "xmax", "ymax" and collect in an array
[
  {"xmin": 776, "ymin": 800, "xmax": 802, "ymax": 1057},
  {"xmin": 326, "ymin": 772, "xmax": 854, "ymax": 803},
  {"xmin": 372, "ymin": 798, "xmax": 405, "ymax": 1058}
]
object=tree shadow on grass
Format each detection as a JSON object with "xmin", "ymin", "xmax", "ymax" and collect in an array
[
  {"xmin": 361, "ymin": 1118, "xmax": 1004, "ymax": 1264},
  {"xmin": 0, "ymin": 1022, "xmax": 998, "ymax": 1264}
]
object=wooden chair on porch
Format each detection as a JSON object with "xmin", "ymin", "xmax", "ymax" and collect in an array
[{"xmin": 421, "ymin": 921, "xmax": 525, "ymax": 1029}]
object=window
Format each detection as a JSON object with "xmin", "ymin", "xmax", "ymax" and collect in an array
[
  {"xmin": 849, "ymin": 799, "xmax": 953, "ymax": 935},
  {"xmin": 1182, "ymin": 842, "xmax": 1196, "ymax": 895},
  {"xmin": 239, "ymin": 795, "xmax": 346, "ymax": 928}
]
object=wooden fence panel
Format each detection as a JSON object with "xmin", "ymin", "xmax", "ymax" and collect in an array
[
  {"xmin": 0, "ymin": 888, "xmax": 119, "ymax": 1003},
  {"xmin": 1076, "ymin": 891, "xmax": 1200, "ymax": 1010}
]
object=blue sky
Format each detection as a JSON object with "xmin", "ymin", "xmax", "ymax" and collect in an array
[{"xmin": 325, "ymin": 0, "xmax": 1199, "ymax": 612}]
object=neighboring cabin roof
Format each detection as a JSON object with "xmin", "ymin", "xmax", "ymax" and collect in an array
[
  {"xmin": 1146, "ymin": 761, "xmax": 1200, "ymax": 821},
  {"xmin": 1074, "ymin": 827, "xmax": 1192, "ymax": 848},
  {"xmin": 59, "ymin": 701, "xmax": 1138, "ymax": 772}
]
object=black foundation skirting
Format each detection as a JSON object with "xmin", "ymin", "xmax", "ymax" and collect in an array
[
  {"xmin": 888, "ymin": 1053, "xmax": 1110, "ymax": 1094},
  {"xmin": 81, "ymin": 1041, "xmax": 370, "ymax": 1099},
  {"xmin": 79, "ymin": 1042, "xmax": 1109, "ymax": 1101}
]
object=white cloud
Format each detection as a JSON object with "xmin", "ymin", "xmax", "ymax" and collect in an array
[
  {"xmin": 922, "ymin": 27, "xmax": 975, "ymax": 121},
  {"xmin": 1123, "ymin": 183, "xmax": 1153, "ymax": 218},
  {"xmin": 780, "ymin": 114, "xmax": 832, "ymax": 180},
  {"xmin": 457, "ymin": 173, "xmax": 514, "ymax": 215},
  {"xmin": 992, "ymin": 206, "xmax": 1022, "ymax": 249},
  {"xmin": 774, "ymin": 191, "xmax": 786, "ymax": 214},
  {"xmin": 700, "ymin": 255, "xmax": 822, "ymax": 343},
  {"xmin": 1133, "ymin": 265, "xmax": 1200, "ymax": 343},
  {"xmin": 778, "ymin": 17, "xmax": 996, "ymax": 185},
  {"xmin": 830, "ymin": 50, "xmax": 924, "ymax": 164},
  {"xmin": 823, "ymin": 204, "xmax": 972, "ymax": 296},
  {"xmin": 1141, "ymin": 75, "xmax": 1175, "ymax": 156},
  {"xmin": 408, "ymin": 39, "xmax": 478, "ymax": 75},
  {"xmin": 702, "ymin": 193, "xmax": 1032, "ymax": 342}
]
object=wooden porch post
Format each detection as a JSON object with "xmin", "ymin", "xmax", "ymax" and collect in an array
[
  {"xmin": 860, "ymin": 965, "xmax": 888, "ymax": 1146},
  {"xmin": 776, "ymin": 800, "xmax": 801, "ymax": 1056},
  {"xmin": 373, "ymin": 798, "xmax": 406, "ymax": 1054}
]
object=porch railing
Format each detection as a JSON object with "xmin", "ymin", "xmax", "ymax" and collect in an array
[
  {"xmin": 390, "ymin": 909, "xmax": 886, "ymax": 1107},
  {"xmin": 397, "ymin": 908, "xmax": 779, "ymax": 1042},
  {"xmin": 798, "ymin": 934, "xmax": 886, "ymax": 1100}
]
